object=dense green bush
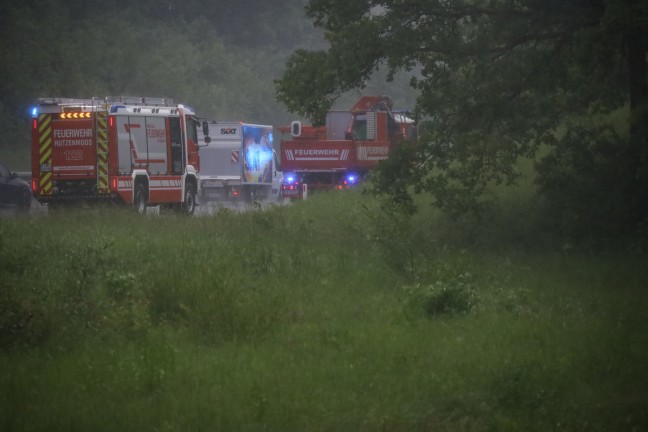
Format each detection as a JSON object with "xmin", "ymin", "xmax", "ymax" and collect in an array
[{"xmin": 402, "ymin": 276, "xmax": 477, "ymax": 319}]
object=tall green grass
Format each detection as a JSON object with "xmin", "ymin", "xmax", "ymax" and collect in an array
[{"xmin": 1, "ymin": 191, "xmax": 647, "ymax": 431}]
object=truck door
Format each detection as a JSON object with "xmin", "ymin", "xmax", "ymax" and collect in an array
[{"xmin": 169, "ymin": 117, "xmax": 183, "ymax": 174}]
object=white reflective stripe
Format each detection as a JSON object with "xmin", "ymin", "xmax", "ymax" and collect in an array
[
  {"xmin": 116, "ymin": 179, "xmax": 184, "ymax": 190},
  {"xmin": 149, "ymin": 179, "xmax": 182, "ymax": 188},
  {"xmin": 118, "ymin": 180, "xmax": 133, "ymax": 190},
  {"xmin": 53, "ymin": 165, "xmax": 94, "ymax": 171}
]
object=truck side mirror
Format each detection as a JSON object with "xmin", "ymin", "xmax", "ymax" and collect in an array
[{"xmin": 202, "ymin": 121, "xmax": 210, "ymax": 137}]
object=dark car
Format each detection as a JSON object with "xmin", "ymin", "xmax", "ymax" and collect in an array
[{"xmin": 0, "ymin": 162, "xmax": 32, "ymax": 213}]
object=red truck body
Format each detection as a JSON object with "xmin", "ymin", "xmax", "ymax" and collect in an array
[
  {"xmin": 278, "ymin": 96, "xmax": 416, "ymax": 197},
  {"xmin": 31, "ymin": 97, "xmax": 201, "ymax": 213}
]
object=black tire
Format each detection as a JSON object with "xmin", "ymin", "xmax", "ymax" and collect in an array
[
  {"xmin": 133, "ymin": 183, "xmax": 148, "ymax": 214},
  {"xmin": 182, "ymin": 183, "xmax": 197, "ymax": 215}
]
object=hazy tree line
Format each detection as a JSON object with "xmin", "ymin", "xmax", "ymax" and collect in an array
[
  {"xmin": 0, "ymin": 0, "xmax": 418, "ymax": 167},
  {"xmin": 0, "ymin": 0, "xmax": 323, "ymax": 166}
]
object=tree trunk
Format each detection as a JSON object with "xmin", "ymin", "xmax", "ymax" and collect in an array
[{"xmin": 625, "ymin": 24, "xmax": 648, "ymax": 222}]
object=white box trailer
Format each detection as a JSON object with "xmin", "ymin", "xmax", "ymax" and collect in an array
[{"xmin": 198, "ymin": 121, "xmax": 282, "ymax": 209}]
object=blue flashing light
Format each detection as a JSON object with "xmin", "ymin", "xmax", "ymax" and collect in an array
[
  {"xmin": 284, "ymin": 172, "xmax": 298, "ymax": 184},
  {"xmin": 30, "ymin": 107, "xmax": 38, "ymax": 117},
  {"xmin": 346, "ymin": 173, "xmax": 358, "ymax": 184},
  {"xmin": 110, "ymin": 105, "xmax": 126, "ymax": 113}
]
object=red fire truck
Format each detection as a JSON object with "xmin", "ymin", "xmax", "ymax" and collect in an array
[
  {"xmin": 31, "ymin": 96, "xmax": 201, "ymax": 214},
  {"xmin": 277, "ymin": 95, "xmax": 417, "ymax": 199}
]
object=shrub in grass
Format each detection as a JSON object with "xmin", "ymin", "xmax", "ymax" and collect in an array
[
  {"xmin": 0, "ymin": 231, "xmax": 51, "ymax": 349},
  {"xmin": 147, "ymin": 281, "xmax": 186, "ymax": 325},
  {"xmin": 361, "ymin": 198, "xmax": 419, "ymax": 280},
  {"xmin": 403, "ymin": 272, "xmax": 477, "ymax": 319},
  {"xmin": 99, "ymin": 270, "xmax": 150, "ymax": 340},
  {"xmin": 0, "ymin": 284, "xmax": 51, "ymax": 350},
  {"xmin": 105, "ymin": 270, "xmax": 137, "ymax": 301}
]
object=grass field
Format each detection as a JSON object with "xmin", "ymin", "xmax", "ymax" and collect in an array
[{"xmin": 1, "ymin": 191, "xmax": 647, "ymax": 431}]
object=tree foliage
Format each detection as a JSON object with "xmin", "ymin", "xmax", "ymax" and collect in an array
[{"xmin": 276, "ymin": 0, "xmax": 648, "ymax": 238}]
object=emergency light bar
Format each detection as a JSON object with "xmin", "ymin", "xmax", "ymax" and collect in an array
[
  {"xmin": 32, "ymin": 96, "xmax": 181, "ymax": 119},
  {"xmin": 105, "ymin": 96, "xmax": 174, "ymax": 106},
  {"xmin": 37, "ymin": 97, "xmax": 98, "ymax": 106}
]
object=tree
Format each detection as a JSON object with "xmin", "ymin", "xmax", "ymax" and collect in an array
[{"xmin": 276, "ymin": 0, "xmax": 648, "ymax": 238}]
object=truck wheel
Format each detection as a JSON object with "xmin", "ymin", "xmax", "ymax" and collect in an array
[
  {"xmin": 133, "ymin": 183, "xmax": 147, "ymax": 214},
  {"xmin": 182, "ymin": 183, "xmax": 197, "ymax": 215}
]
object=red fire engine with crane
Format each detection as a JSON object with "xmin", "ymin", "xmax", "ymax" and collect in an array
[
  {"xmin": 277, "ymin": 95, "xmax": 417, "ymax": 199},
  {"xmin": 31, "ymin": 96, "xmax": 201, "ymax": 214}
]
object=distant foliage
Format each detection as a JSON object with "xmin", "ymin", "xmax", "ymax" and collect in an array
[
  {"xmin": 276, "ymin": 0, "xmax": 648, "ymax": 243},
  {"xmin": 536, "ymin": 123, "xmax": 646, "ymax": 243},
  {"xmin": 0, "ymin": 0, "xmax": 323, "ymax": 166}
]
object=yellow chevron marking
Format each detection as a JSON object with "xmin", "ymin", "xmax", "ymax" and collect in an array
[
  {"xmin": 39, "ymin": 171, "xmax": 52, "ymax": 186},
  {"xmin": 39, "ymin": 136, "xmax": 51, "ymax": 154},
  {"xmin": 39, "ymin": 129, "xmax": 51, "ymax": 146},
  {"xmin": 38, "ymin": 115, "xmax": 51, "ymax": 133},
  {"xmin": 39, "ymin": 148, "xmax": 52, "ymax": 165},
  {"xmin": 36, "ymin": 113, "xmax": 54, "ymax": 194},
  {"xmin": 96, "ymin": 110, "xmax": 109, "ymax": 193}
]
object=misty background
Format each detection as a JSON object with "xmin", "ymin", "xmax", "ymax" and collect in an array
[{"xmin": 0, "ymin": 0, "xmax": 417, "ymax": 168}]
